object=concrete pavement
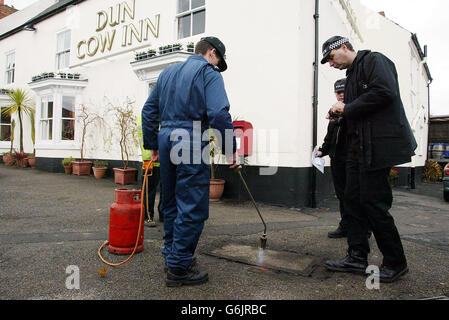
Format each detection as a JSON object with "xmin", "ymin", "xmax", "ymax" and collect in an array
[{"xmin": 0, "ymin": 164, "xmax": 448, "ymax": 301}]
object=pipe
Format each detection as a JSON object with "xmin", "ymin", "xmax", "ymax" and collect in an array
[{"xmin": 310, "ymin": 0, "xmax": 320, "ymax": 208}]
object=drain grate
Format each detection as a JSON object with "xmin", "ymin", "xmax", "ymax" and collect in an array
[{"xmin": 204, "ymin": 243, "xmax": 318, "ymax": 276}]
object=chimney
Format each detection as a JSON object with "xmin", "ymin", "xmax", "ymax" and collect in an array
[{"xmin": 378, "ymin": 11, "xmax": 386, "ymax": 17}]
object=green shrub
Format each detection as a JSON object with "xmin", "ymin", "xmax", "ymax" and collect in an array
[
  {"xmin": 93, "ymin": 160, "xmax": 108, "ymax": 167},
  {"xmin": 62, "ymin": 157, "xmax": 74, "ymax": 166}
]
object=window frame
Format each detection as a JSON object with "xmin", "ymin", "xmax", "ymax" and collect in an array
[
  {"xmin": 5, "ymin": 51, "xmax": 15, "ymax": 85},
  {"xmin": 39, "ymin": 96, "xmax": 54, "ymax": 142},
  {"xmin": 56, "ymin": 29, "xmax": 71, "ymax": 71},
  {"xmin": 176, "ymin": 0, "xmax": 206, "ymax": 40},
  {"xmin": 61, "ymin": 96, "xmax": 76, "ymax": 141}
]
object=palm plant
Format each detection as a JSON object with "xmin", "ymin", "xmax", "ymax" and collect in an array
[{"xmin": 2, "ymin": 89, "xmax": 34, "ymax": 153}]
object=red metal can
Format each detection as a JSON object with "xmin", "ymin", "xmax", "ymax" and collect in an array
[{"xmin": 108, "ymin": 188, "xmax": 144, "ymax": 255}]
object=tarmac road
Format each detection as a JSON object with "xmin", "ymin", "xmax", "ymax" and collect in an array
[{"xmin": 1, "ymin": 164, "xmax": 448, "ymax": 302}]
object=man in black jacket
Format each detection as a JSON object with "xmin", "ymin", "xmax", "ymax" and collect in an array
[
  {"xmin": 320, "ymin": 36, "xmax": 417, "ymax": 283},
  {"xmin": 317, "ymin": 79, "xmax": 349, "ymax": 238}
]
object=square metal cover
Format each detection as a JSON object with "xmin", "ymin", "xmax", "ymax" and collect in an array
[{"xmin": 205, "ymin": 244, "xmax": 318, "ymax": 276}]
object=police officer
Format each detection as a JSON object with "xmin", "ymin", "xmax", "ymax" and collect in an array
[
  {"xmin": 316, "ymin": 79, "xmax": 349, "ymax": 238},
  {"xmin": 137, "ymin": 114, "xmax": 162, "ymax": 227},
  {"xmin": 320, "ymin": 36, "xmax": 417, "ymax": 283},
  {"xmin": 142, "ymin": 36, "xmax": 237, "ymax": 287}
]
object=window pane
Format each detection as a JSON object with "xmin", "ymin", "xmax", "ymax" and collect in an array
[
  {"xmin": 178, "ymin": 0, "xmax": 189, "ymax": 13},
  {"xmin": 62, "ymin": 119, "xmax": 74, "ymax": 140},
  {"xmin": 62, "ymin": 96, "xmax": 75, "ymax": 118},
  {"xmin": 49, "ymin": 120, "xmax": 53, "ymax": 140},
  {"xmin": 40, "ymin": 121, "xmax": 48, "ymax": 140},
  {"xmin": 64, "ymin": 31, "xmax": 71, "ymax": 50},
  {"xmin": 48, "ymin": 101, "xmax": 53, "ymax": 118},
  {"xmin": 1, "ymin": 108, "xmax": 11, "ymax": 123},
  {"xmin": 0, "ymin": 125, "xmax": 11, "ymax": 141},
  {"xmin": 57, "ymin": 33, "xmax": 65, "ymax": 52},
  {"xmin": 178, "ymin": 14, "xmax": 191, "ymax": 39},
  {"xmin": 192, "ymin": 0, "xmax": 205, "ymax": 9},
  {"xmin": 192, "ymin": 10, "xmax": 205, "ymax": 36}
]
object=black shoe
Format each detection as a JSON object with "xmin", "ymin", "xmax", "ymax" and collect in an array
[
  {"xmin": 328, "ymin": 227, "xmax": 347, "ymax": 239},
  {"xmin": 164, "ymin": 256, "xmax": 197, "ymax": 273},
  {"xmin": 166, "ymin": 267, "xmax": 208, "ymax": 287},
  {"xmin": 379, "ymin": 264, "xmax": 408, "ymax": 283},
  {"xmin": 324, "ymin": 250, "xmax": 368, "ymax": 275}
]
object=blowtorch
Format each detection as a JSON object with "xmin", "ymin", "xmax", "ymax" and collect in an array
[{"xmin": 234, "ymin": 165, "xmax": 267, "ymax": 250}]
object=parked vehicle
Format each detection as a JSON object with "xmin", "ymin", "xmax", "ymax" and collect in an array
[{"xmin": 444, "ymin": 164, "xmax": 449, "ymax": 202}]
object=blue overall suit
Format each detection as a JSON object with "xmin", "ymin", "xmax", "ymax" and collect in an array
[{"xmin": 142, "ymin": 55, "xmax": 236, "ymax": 270}]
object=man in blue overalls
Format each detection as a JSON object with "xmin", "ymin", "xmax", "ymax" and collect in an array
[{"xmin": 142, "ymin": 37, "xmax": 236, "ymax": 287}]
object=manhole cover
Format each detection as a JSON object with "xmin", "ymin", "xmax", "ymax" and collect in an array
[{"xmin": 204, "ymin": 243, "xmax": 318, "ymax": 276}]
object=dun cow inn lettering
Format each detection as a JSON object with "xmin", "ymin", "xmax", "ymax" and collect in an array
[{"xmin": 77, "ymin": 0, "xmax": 160, "ymax": 59}]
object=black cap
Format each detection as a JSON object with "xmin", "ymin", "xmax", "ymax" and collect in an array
[
  {"xmin": 334, "ymin": 78, "xmax": 346, "ymax": 93},
  {"xmin": 201, "ymin": 36, "xmax": 227, "ymax": 72},
  {"xmin": 321, "ymin": 36, "xmax": 350, "ymax": 64}
]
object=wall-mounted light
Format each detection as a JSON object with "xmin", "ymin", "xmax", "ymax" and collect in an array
[{"xmin": 23, "ymin": 24, "xmax": 36, "ymax": 31}]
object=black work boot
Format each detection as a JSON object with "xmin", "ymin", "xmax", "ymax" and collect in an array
[
  {"xmin": 164, "ymin": 256, "xmax": 197, "ymax": 273},
  {"xmin": 166, "ymin": 267, "xmax": 208, "ymax": 287},
  {"xmin": 379, "ymin": 264, "xmax": 408, "ymax": 283},
  {"xmin": 328, "ymin": 226, "xmax": 347, "ymax": 239},
  {"xmin": 324, "ymin": 249, "xmax": 368, "ymax": 275}
]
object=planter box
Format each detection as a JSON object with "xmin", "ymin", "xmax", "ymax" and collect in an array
[
  {"xmin": 93, "ymin": 167, "xmax": 107, "ymax": 179},
  {"xmin": 210, "ymin": 179, "xmax": 225, "ymax": 202},
  {"xmin": 113, "ymin": 167, "xmax": 138, "ymax": 185},
  {"xmin": 72, "ymin": 161, "xmax": 92, "ymax": 175}
]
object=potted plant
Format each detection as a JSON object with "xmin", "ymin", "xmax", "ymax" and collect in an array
[
  {"xmin": 73, "ymin": 73, "xmax": 80, "ymax": 80},
  {"xmin": 67, "ymin": 73, "xmax": 74, "ymax": 79},
  {"xmin": 108, "ymin": 100, "xmax": 139, "ymax": 185},
  {"xmin": 187, "ymin": 42, "xmax": 195, "ymax": 52},
  {"xmin": 2, "ymin": 152, "xmax": 12, "ymax": 165},
  {"xmin": 173, "ymin": 43, "xmax": 182, "ymax": 51},
  {"xmin": 72, "ymin": 105, "xmax": 103, "ymax": 176},
  {"xmin": 12, "ymin": 152, "xmax": 28, "ymax": 167},
  {"xmin": 62, "ymin": 157, "xmax": 74, "ymax": 174},
  {"xmin": 58, "ymin": 72, "xmax": 67, "ymax": 79},
  {"xmin": 389, "ymin": 169, "xmax": 399, "ymax": 187},
  {"xmin": 92, "ymin": 160, "xmax": 108, "ymax": 179},
  {"xmin": 148, "ymin": 49, "xmax": 156, "ymax": 58},
  {"xmin": 208, "ymin": 131, "xmax": 226, "ymax": 201}
]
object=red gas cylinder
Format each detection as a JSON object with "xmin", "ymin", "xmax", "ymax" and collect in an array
[{"xmin": 108, "ymin": 188, "xmax": 144, "ymax": 255}]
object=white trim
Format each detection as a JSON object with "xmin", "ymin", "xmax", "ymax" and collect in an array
[{"xmin": 131, "ymin": 51, "xmax": 193, "ymax": 82}]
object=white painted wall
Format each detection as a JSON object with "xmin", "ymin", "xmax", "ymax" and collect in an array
[{"xmin": 0, "ymin": 0, "xmax": 430, "ymax": 169}]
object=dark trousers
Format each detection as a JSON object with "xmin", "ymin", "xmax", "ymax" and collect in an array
[
  {"xmin": 344, "ymin": 159, "xmax": 407, "ymax": 267},
  {"xmin": 143, "ymin": 166, "xmax": 163, "ymax": 221},
  {"xmin": 330, "ymin": 158, "xmax": 349, "ymax": 231}
]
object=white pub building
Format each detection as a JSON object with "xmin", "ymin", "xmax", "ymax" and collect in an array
[{"xmin": 0, "ymin": 0, "xmax": 432, "ymax": 207}]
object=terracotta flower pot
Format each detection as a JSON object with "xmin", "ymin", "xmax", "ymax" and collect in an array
[
  {"xmin": 64, "ymin": 165, "xmax": 72, "ymax": 174},
  {"xmin": 209, "ymin": 179, "xmax": 225, "ymax": 202},
  {"xmin": 27, "ymin": 157, "xmax": 36, "ymax": 168},
  {"xmin": 93, "ymin": 167, "xmax": 107, "ymax": 179},
  {"xmin": 72, "ymin": 161, "xmax": 92, "ymax": 176},
  {"xmin": 113, "ymin": 167, "xmax": 138, "ymax": 185}
]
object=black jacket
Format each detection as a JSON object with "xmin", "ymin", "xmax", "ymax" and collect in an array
[
  {"xmin": 344, "ymin": 50, "xmax": 417, "ymax": 170},
  {"xmin": 320, "ymin": 117, "xmax": 347, "ymax": 161}
]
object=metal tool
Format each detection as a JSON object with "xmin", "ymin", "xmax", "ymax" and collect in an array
[{"xmin": 234, "ymin": 165, "xmax": 267, "ymax": 250}]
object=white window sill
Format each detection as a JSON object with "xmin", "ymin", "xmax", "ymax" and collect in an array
[{"xmin": 35, "ymin": 142, "xmax": 79, "ymax": 150}]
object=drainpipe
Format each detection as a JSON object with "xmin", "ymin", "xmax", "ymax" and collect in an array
[{"xmin": 310, "ymin": 0, "xmax": 319, "ymax": 208}]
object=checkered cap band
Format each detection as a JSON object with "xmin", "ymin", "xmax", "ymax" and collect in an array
[{"xmin": 323, "ymin": 38, "xmax": 349, "ymax": 56}]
